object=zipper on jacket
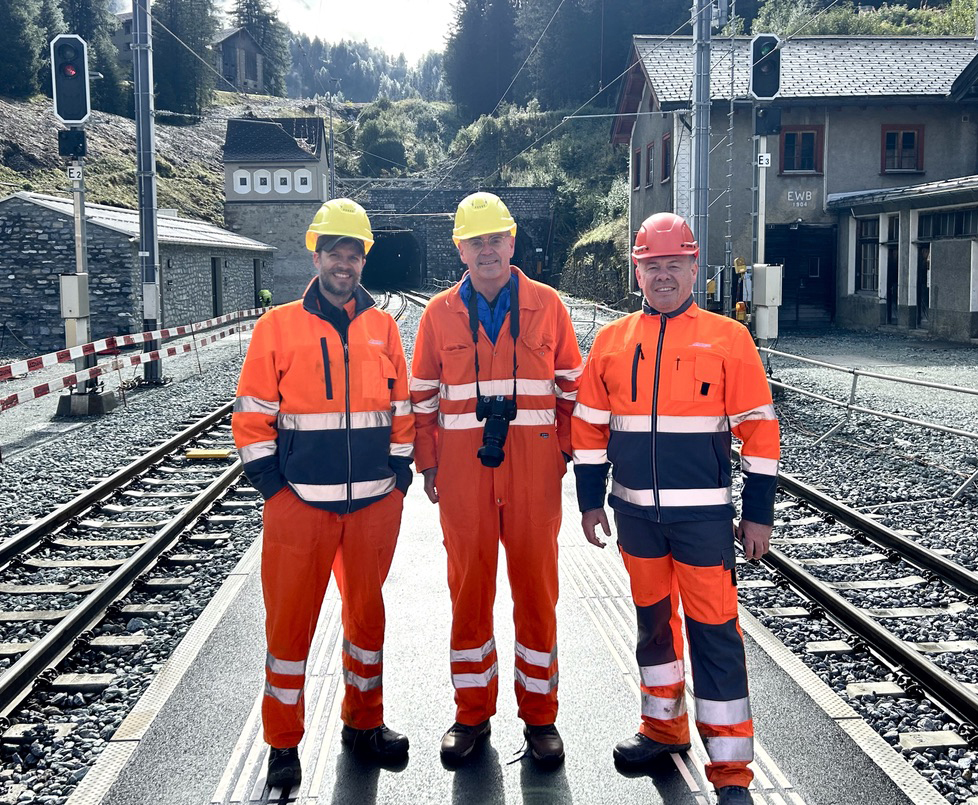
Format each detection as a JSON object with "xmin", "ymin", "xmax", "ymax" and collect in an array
[
  {"xmin": 650, "ymin": 316, "xmax": 667, "ymax": 518},
  {"xmin": 343, "ymin": 337, "xmax": 353, "ymax": 514},
  {"xmin": 631, "ymin": 343, "xmax": 644, "ymax": 402},
  {"xmin": 320, "ymin": 338, "xmax": 334, "ymax": 400}
]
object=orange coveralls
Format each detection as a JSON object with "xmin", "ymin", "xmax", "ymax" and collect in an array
[
  {"xmin": 410, "ymin": 267, "xmax": 582, "ymax": 726},
  {"xmin": 233, "ymin": 282, "xmax": 414, "ymax": 748}
]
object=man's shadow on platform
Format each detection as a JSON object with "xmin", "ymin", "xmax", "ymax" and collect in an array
[
  {"xmin": 328, "ymin": 746, "xmax": 408, "ymax": 805},
  {"xmin": 451, "ymin": 743, "xmax": 505, "ymax": 805}
]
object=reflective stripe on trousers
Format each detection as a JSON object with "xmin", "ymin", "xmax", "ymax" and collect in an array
[{"xmin": 616, "ymin": 513, "xmax": 755, "ymax": 789}]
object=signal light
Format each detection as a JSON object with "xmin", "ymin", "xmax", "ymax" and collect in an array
[
  {"xmin": 749, "ymin": 34, "xmax": 781, "ymax": 101},
  {"xmin": 50, "ymin": 34, "xmax": 91, "ymax": 125}
]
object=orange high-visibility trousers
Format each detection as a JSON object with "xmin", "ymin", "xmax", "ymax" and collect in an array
[
  {"xmin": 260, "ymin": 486, "xmax": 403, "ymax": 749},
  {"xmin": 616, "ymin": 512, "xmax": 754, "ymax": 789},
  {"xmin": 439, "ymin": 458, "xmax": 562, "ymax": 727}
]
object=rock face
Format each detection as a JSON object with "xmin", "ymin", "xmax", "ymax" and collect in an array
[{"xmin": 559, "ymin": 220, "xmax": 630, "ymax": 307}]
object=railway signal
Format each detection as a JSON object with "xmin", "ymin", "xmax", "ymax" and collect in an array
[
  {"xmin": 749, "ymin": 34, "xmax": 781, "ymax": 100},
  {"xmin": 50, "ymin": 34, "xmax": 91, "ymax": 125}
]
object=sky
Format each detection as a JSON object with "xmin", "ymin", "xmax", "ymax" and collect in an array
[{"xmin": 255, "ymin": 0, "xmax": 455, "ymax": 64}]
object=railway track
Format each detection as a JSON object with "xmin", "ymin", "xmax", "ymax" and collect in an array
[{"xmin": 736, "ymin": 463, "xmax": 978, "ymax": 754}]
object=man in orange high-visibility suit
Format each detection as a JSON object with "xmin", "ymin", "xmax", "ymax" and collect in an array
[
  {"xmin": 410, "ymin": 192, "xmax": 582, "ymax": 769},
  {"xmin": 232, "ymin": 198, "xmax": 414, "ymax": 789},
  {"xmin": 572, "ymin": 213, "xmax": 780, "ymax": 805}
]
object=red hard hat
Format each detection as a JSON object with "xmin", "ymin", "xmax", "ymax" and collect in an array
[{"xmin": 632, "ymin": 212, "xmax": 699, "ymax": 264}]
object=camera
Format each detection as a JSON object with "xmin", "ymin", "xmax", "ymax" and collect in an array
[{"xmin": 475, "ymin": 395, "xmax": 518, "ymax": 468}]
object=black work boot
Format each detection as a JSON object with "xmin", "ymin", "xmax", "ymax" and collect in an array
[
  {"xmin": 523, "ymin": 723, "xmax": 565, "ymax": 769},
  {"xmin": 266, "ymin": 746, "xmax": 301, "ymax": 788},
  {"xmin": 340, "ymin": 724, "xmax": 409, "ymax": 763},
  {"xmin": 440, "ymin": 719, "xmax": 491, "ymax": 765},
  {"xmin": 613, "ymin": 733, "xmax": 691, "ymax": 770}
]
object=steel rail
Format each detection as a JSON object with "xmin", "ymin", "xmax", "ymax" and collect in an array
[
  {"xmin": 777, "ymin": 467, "xmax": 978, "ymax": 596},
  {"xmin": 0, "ymin": 402, "xmax": 233, "ymax": 568},
  {"xmin": 763, "ymin": 545, "xmax": 978, "ymax": 731},
  {"xmin": 0, "ymin": 459, "xmax": 243, "ymax": 719},
  {"xmin": 736, "ymin": 449, "xmax": 978, "ymax": 596}
]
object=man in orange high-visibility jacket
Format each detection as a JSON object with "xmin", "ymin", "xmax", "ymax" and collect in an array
[
  {"xmin": 232, "ymin": 199, "xmax": 414, "ymax": 789},
  {"xmin": 410, "ymin": 192, "xmax": 582, "ymax": 769},
  {"xmin": 572, "ymin": 213, "xmax": 779, "ymax": 805}
]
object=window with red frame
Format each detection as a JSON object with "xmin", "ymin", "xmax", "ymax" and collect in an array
[
  {"xmin": 661, "ymin": 133, "xmax": 672, "ymax": 183},
  {"xmin": 780, "ymin": 125, "xmax": 824, "ymax": 173},
  {"xmin": 881, "ymin": 125, "xmax": 924, "ymax": 172},
  {"xmin": 632, "ymin": 149, "xmax": 641, "ymax": 190},
  {"xmin": 645, "ymin": 143, "xmax": 655, "ymax": 186}
]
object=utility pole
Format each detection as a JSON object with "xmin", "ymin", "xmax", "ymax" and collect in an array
[
  {"xmin": 691, "ymin": 0, "xmax": 712, "ymax": 305},
  {"xmin": 132, "ymin": 0, "xmax": 163, "ymax": 383},
  {"xmin": 328, "ymin": 97, "xmax": 336, "ymax": 200}
]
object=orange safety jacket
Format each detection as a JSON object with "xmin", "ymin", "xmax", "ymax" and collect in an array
[
  {"xmin": 410, "ymin": 267, "xmax": 582, "ymax": 474},
  {"xmin": 232, "ymin": 281, "xmax": 414, "ymax": 513},
  {"xmin": 573, "ymin": 297, "xmax": 779, "ymax": 524}
]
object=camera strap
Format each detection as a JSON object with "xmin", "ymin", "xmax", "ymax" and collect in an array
[{"xmin": 466, "ymin": 276, "xmax": 519, "ymax": 401}]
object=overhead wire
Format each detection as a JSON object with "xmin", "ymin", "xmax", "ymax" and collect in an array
[
  {"xmin": 403, "ymin": 0, "xmax": 570, "ymax": 213},
  {"xmin": 481, "ymin": 2, "xmax": 719, "ymax": 185}
]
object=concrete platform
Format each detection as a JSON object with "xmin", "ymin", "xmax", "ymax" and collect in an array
[{"xmin": 67, "ymin": 476, "xmax": 944, "ymax": 805}]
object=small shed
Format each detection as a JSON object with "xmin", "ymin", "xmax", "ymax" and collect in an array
[
  {"xmin": 212, "ymin": 27, "xmax": 268, "ymax": 94},
  {"xmin": 0, "ymin": 192, "xmax": 274, "ymax": 353}
]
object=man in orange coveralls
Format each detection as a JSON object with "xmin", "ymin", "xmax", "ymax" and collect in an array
[
  {"xmin": 572, "ymin": 213, "xmax": 779, "ymax": 805},
  {"xmin": 232, "ymin": 198, "xmax": 414, "ymax": 789},
  {"xmin": 410, "ymin": 192, "xmax": 582, "ymax": 768}
]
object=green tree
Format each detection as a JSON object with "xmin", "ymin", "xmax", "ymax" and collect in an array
[
  {"xmin": 62, "ymin": 0, "xmax": 127, "ymax": 115},
  {"xmin": 232, "ymin": 0, "xmax": 291, "ymax": 96},
  {"xmin": 0, "ymin": 0, "xmax": 43, "ymax": 98},
  {"xmin": 36, "ymin": 0, "xmax": 66, "ymax": 96},
  {"xmin": 445, "ymin": 0, "xmax": 518, "ymax": 120},
  {"xmin": 154, "ymin": 0, "xmax": 217, "ymax": 118}
]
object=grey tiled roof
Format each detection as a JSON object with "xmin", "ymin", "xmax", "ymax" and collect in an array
[
  {"xmin": 7, "ymin": 193, "xmax": 274, "ymax": 252},
  {"xmin": 223, "ymin": 119, "xmax": 321, "ymax": 163},
  {"xmin": 212, "ymin": 27, "xmax": 243, "ymax": 45},
  {"xmin": 633, "ymin": 36, "xmax": 978, "ymax": 104},
  {"xmin": 826, "ymin": 175, "xmax": 978, "ymax": 208}
]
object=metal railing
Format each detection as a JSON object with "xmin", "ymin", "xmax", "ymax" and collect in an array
[
  {"xmin": 762, "ymin": 347, "xmax": 978, "ymax": 500},
  {"xmin": 565, "ymin": 301, "xmax": 627, "ymax": 338}
]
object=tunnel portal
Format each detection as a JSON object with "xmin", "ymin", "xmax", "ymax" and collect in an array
[{"xmin": 365, "ymin": 229, "xmax": 423, "ymax": 289}]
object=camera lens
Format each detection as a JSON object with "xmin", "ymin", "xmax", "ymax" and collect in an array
[{"xmin": 477, "ymin": 444, "xmax": 505, "ymax": 468}]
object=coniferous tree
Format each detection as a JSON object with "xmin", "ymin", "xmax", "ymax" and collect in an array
[
  {"xmin": 445, "ymin": 0, "xmax": 517, "ymax": 120},
  {"xmin": 62, "ymin": 0, "xmax": 127, "ymax": 115},
  {"xmin": 154, "ymin": 0, "xmax": 217, "ymax": 118},
  {"xmin": 231, "ymin": 0, "xmax": 290, "ymax": 96},
  {"xmin": 36, "ymin": 0, "xmax": 66, "ymax": 97},
  {"xmin": 0, "ymin": 0, "xmax": 43, "ymax": 98}
]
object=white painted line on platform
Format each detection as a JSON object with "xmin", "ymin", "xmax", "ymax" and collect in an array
[
  {"xmin": 739, "ymin": 606, "xmax": 948, "ymax": 805},
  {"xmin": 65, "ymin": 536, "xmax": 261, "ymax": 805}
]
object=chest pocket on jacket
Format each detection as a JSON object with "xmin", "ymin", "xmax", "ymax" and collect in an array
[
  {"xmin": 360, "ymin": 354, "xmax": 397, "ymax": 406},
  {"xmin": 673, "ymin": 352, "xmax": 725, "ymax": 402},
  {"xmin": 439, "ymin": 344, "xmax": 474, "ymax": 387},
  {"xmin": 519, "ymin": 332, "xmax": 554, "ymax": 378}
]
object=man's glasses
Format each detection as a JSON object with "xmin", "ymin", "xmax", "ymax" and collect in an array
[{"xmin": 462, "ymin": 235, "xmax": 509, "ymax": 251}]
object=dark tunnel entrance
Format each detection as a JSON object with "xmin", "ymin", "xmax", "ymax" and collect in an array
[
  {"xmin": 514, "ymin": 230, "xmax": 546, "ymax": 282},
  {"xmin": 365, "ymin": 229, "xmax": 422, "ymax": 289}
]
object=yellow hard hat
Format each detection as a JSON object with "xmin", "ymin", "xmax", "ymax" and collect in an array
[
  {"xmin": 305, "ymin": 198, "xmax": 374, "ymax": 253},
  {"xmin": 452, "ymin": 192, "xmax": 517, "ymax": 247}
]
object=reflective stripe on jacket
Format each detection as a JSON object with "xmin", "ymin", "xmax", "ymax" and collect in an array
[
  {"xmin": 232, "ymin": 281, "xmax": 414, "ymax": 513},
  {"xmin": 572, "ymin": 298, "xmax": 779, "ymax": 524},
  {"xmin": 409, "ymin": 267, "xmax": 582, "ymax": 473}
]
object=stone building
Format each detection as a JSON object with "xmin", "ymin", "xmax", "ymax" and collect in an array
[
  {"xmin": 223, "ymin": 118, "xmax": 557, "ymax": 301},
  {"xmin": 614, "ymin": 35, "xmax": 978, "ymax": 341},
  {"xmin": 0, "ymin": 192, "xmax": 274, "ymax": 353}
]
